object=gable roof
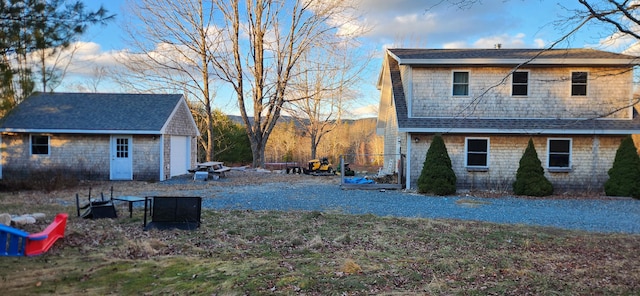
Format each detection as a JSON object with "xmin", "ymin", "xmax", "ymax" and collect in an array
[
  {"xmin": 387, "ymin": 48, "xmax": 639, "ymax": 66},
  {"xmin": 0, "ymin": 93, "xmax": 189, "ymax": 134},
  {"xmin": 383, "ymin": 49, "xmax": 640, "ymax": 135}
]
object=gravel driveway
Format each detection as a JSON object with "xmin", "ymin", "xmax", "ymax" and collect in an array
[{"xmin": 147, "ymin": 172, "xmax": 640, "ymax": 234}]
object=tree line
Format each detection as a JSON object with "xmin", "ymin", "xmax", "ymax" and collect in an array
[{"xmin": 203, "ymin": 111, "xmax": 383, "ymax": 169}]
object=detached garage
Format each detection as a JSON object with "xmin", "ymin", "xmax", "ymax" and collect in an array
[{"xmin": 0, "ymin": 93, "xmax": 200, "ymax": 181}]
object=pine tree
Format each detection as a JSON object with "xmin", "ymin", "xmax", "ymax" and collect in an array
[
  {"xmin": 417, "ymin": 134, "xmax": 456, "ymax": 195},
  {"xmin": 604, "ymin": 136, "xmax": 640, "ymax": 199},
  {"xmin": 513, "ymin": 138, "xmax": 553, "ymax": 197},
  {"xmin": 0, "ymin": 1, "xmax": 112, "ymax": 115}
]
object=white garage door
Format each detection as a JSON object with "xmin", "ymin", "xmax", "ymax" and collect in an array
[{"xmin": 170, "ymin": 136, "xmax": 190, "ymax": 177}]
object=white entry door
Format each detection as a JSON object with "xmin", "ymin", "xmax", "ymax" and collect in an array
[
  {"xmin": 110, "ymin": 135, "xmax": 133, "ymax": 180},
  {"xmin": 170, "ymin": 136, "xmax": 190, "ymax": 177}
]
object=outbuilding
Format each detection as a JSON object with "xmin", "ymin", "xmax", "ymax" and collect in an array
[{"xmin": 0, "ymin": 92, "xmax": 199, "ymax": 181}]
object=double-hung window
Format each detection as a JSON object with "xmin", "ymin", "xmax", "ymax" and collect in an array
[
  {"xmin": 466, "ymin": 138, "xmax": 489, "ymax": 169},
  {"xmin": 571, "ymin": 72, "xmax": 587, "ymax": 96},
  {"xmin": 548, "ymin": 138, "xmax": 572, "ymax": 170},
  {"xmin": 452, "ymin": 71, "xmax": 469, "ymax": 96},
  {"xmin": 512, "ymin": 71, "xmax": 528, "ymax": 96},
  {"xmin": 31, "ymin": 135, "xmax": 50, "ymax": 155}
]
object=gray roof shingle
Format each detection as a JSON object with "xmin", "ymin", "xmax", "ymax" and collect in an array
[
  {"xmin": 399, "ymin": 117, "xmax": 640, "ymax": 135},
  {"xmin": 388, "ymin": 48, "xmax": 639, "ymax": 66},
  {"xmin": 0, "ymin": 93, "xmax": 184, "ymax": 133}
]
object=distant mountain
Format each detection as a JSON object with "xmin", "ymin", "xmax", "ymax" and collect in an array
[{"xmin": 226, "ymin": 115, "xmax": 376, "ymax": 127}]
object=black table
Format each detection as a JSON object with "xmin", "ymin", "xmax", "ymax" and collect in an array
[{"xmin": 114, "ymin": 196, "xmax": 147, "ymax": 218}]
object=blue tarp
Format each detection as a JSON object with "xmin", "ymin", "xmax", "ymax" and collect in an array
[{"xmin": 343, "ymin": 177, "xmax": 374, "ymax": 184}]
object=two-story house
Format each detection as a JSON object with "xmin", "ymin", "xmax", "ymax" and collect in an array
[{"xmin": 377, "ymin": 48, "xmax": 640, "ymax": 192}]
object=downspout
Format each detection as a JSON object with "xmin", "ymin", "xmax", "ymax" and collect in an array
[
  {"xmin": 405, "ymin": 135, "xmax": 411, "ymax": 189},
  {"xmin": 0, "ymin": 135, "xmax": 3, "ymax": 179},
  {"xmin": 159, "ymin": 134, "xmax": 165, "ymax": 181}
]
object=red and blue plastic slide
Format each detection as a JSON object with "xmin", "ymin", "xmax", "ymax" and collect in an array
[{"xmin": 0, "ymin": 213, "xmax": 68, "ymax": 256}]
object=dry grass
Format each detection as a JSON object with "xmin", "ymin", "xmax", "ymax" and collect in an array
[{"xmin": 0, "ymin": 171, "xmax": 638, "ymax": 295}]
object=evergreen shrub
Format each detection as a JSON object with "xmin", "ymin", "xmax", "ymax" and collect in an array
[
  {"xmin": 417, "ymin": 134, "xmax": 456, "ymax": 195},
  {"xmin": 513, "ymin": 138, "xmax": 553, "ymax": 197},
  {"xmin": 604, "ymin": 136, "xmax": 640, "ymax": 199}
]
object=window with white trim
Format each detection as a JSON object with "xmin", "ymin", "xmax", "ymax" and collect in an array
[
  {"xmin": 465, "ymin": 138, "xmax": 489, "ymax": 168},
  {"xmin": 571, "ymin": 72, "xmax": 587, "ymax": 96},
  {"xmin": 548, "ymin": 138, "xmax": 571, "ymax": 169},
  {"xmin": 512, "ymin": 71, "xmax": 528, "ymax": 96},
  {"xmin": 31, "ymin": 135, "xmax": 50, "ymax": 155},
  {"xmin": 452, "ymin": 71, "xmax": 469, "ymax": 96}
]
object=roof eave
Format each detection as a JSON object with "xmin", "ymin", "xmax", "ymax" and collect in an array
[
  {"xmin": 398, "ymin": 127, "xmax": 639, "ymax": 135},
  {"xmin": 395, "ymin": 58, "xmax": 638, "ymax": 66},
  {"xmin": 0, "ymin": 128, "xmax": 163, "ymax": 135}
]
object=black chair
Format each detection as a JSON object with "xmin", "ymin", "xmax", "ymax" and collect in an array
[{"xmin": 143, "ymin": 196, "xmax": 201, "ymax": 230}]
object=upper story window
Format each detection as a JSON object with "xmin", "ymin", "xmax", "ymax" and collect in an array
[
  {"xmin": 31, "ymin": 135, "xmax": 50, "ymax": 155},
  {"xmin": 548, "ymin": 138, "xmax": 572, "ymax": 169},
  {"xmin": 452, "ymin": 71, "xmax": 469, "ymax": 96},
  {"xmin": 571, "ymin": 72, "xmax": 587, "ymax": 96},
  {"xmin": 465, "ymin": 138, "xmax": 489, "ymax": 169},
  {"xmin": 512, "ymin": 71, "xmax": 528, "ymax": 96}
]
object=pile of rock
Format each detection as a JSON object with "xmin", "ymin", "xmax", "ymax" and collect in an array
[{"xmin": 0, "ymin": 212, "xmax": 46, "ymax": 226}]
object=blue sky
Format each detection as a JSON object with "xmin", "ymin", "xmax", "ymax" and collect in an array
[{"xmin": 61, "ymin": 0, "xmax": 636, "ymax": 117}]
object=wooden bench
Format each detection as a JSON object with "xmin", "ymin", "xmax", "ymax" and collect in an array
[{"xmin": 212, "ymin": 166, "xmax": 231, "ymax": 177}]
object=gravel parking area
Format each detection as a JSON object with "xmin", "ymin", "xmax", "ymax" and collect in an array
[{"xmin": 135, "ymin": 170, "xmax": 640, "ymax": 234}]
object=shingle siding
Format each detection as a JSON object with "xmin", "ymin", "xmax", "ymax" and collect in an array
[
  {"xmin": 0, "ymin": 134, "xmax": 162, "ymax": 181},
  {"xmin": 133, "ymin": 136, "xmax": 161, "ymax": 181},
  {"xmin": 164, "ymin": 102, "xmax": 199, "ymax": 136},
  {"xmin": 6, "ymin": 134, "xmax": 110, "ymax": 179},
  {"xmin": 410, "ymin": 67, "xmax": 632, "ymax": 119},
  {"xmin": 409, "ymin": 134, "xmax": 624, "ymax": 192}
]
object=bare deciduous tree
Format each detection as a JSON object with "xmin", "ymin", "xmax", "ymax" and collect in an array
[
  {"xmin": 211, "ymin": 0, "xmax": 363, "ymax": 167},
  {"xmin": 116, "ymin": 0, "xmax": 220, "ymax": 161},
  {"xmin": 283, "ymin": 40, "xmax": 369, "ymax": 159}
]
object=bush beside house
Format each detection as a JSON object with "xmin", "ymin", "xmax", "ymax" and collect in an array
[
  {"xmin": 513, "ymin": 139, "xmax": 553, "ymax": 197},
  {"xmin": 417, "ymin": 134, "xmax": 456, "ymax": 195},
  {"xmin": 604, "ymin": 136, "xmax": 640, "ymax": 199}
]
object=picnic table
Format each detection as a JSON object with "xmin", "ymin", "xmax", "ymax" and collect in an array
[{"xmin": 193, "ymin": 161, "xmax": 231, "ymax": 179}]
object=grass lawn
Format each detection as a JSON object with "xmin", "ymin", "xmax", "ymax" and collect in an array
[{"xmin": 1, "ymin": 192, "xmax": 638, "ymax": 295}]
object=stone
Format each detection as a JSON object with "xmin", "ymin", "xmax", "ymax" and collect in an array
[
  {"xmin": 11, "ymin": 216, "xmax": 27, "ymax": 226},
  {"xmin": 0, "ymin": 213, "xmax": 11, "ymax": 226},
  {"xmin": 31, "ymin": 213, "xmax": 46, "ymax": 220},
  {"xmin": 24, "ymin": 216, "xmax": 36, "ymax": 224}
]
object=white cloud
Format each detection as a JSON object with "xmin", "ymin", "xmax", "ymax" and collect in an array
[
  {"xmin": 346, "ymin": 104, "xmax": 378, "ymax": 119},
  {"xmin": 622, "ymin": 41, "xmax": 640, "ymax": 56},
  {"xmin": 53, "ymin": 42, "xmax": 122, "ymax": 76},
  {"xmin": 355, "ymin": 0, "xmax": 558, "ymax": 50},
  {"xmin": 442, "ymin": 41, "xmax": 466, "ymax": 49},
  {"xmin": 472, "ymin": 33, "xmax": 527, "ymax": 49}
]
